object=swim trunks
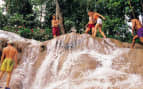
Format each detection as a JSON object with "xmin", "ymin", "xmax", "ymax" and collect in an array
[
  {"xmin": 97, "ymin": 18, "xmax": 102, "ymax": 24},
  {"xmin": 52, "ymin": 27, "xmax": 60, "ymax": 36},
  {"xmin": 88, "ymin": 24, "xmax": 95, "ymax": 29},
  {"xmin": 137, "ymin": 27, "xmax": 143, "ymax": 37},
  {"xmin": 1, "ymin": 58, "xmax": 14, "ymax": 72}
]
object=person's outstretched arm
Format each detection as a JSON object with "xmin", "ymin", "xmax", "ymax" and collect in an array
[
  {"xmin": 131, "ymin": 20, "xmax": 135, "ymax": 36},
  {"xmin": 96, "ymin": 13, "xmax": 106, "ymax": 20},
  {"xmin": 0, "ymin": 49, "xmax": 5, "ymax": 64},
  {"xmin": 56, "ymin": 19, "xmax": 60, "ymax": 26},
  {"xmin": 52, "ymin": 20, "xmax": 54, "ymax": 27},
  {"xmin": 14, "ymin": 50, "xmax": 18, "ymax": 69}
]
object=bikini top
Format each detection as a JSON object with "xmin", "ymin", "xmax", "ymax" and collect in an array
[{"xmin": 94, "ymin": 15, "xmax": 99, "ymax": 20}]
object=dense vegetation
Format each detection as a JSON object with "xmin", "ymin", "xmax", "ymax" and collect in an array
[{"xmin": 0, "ymin": 0, "xmax": 142, "ymax": 42}]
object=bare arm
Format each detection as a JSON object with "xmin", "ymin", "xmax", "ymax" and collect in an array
[
  {"xmin": 52, "ymin": 20, "xmax": 54, "ymax": 27},
  {"xmin": 14, "ymin": 50, "xmax": 18, "ymax": 68},
  {"xmin": 131, "ymin": 20, "xmax": 135, "ymax": 36},
  {"xmin": 0, "ymin": 49, "xmax": 5, "ymax": 64},
  {"xmin": 96, "ymin": 13, "xmax": 106, "ymax": 20},
  {"xmin": 56, "ymin": 20, "xmax": 59, "ymax": 26},
  {"xmin": 57, "ymin": 20, "xmax": 60, "ymax": 25}
]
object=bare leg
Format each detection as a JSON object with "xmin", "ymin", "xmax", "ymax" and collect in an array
[
  {"xmin": 0, "ymin": 71, "xmax": 5, "ymax": 80},
  {"xmin": 6, "ymin": 72, "xmax": 12, "ymax": 88},
  {"xmin": 139, "ymin": 37, "xmax": 143, "ymax": 43},
  {"xmin": 53, "ymin": 35, "xmax": 56, "ymax": 38},
  {"xmin": 85, "ymin": 27, "xmax": 90, "ymax": 33},
  {"xmin": 92, "ymin": 27, "xmax": 95, "ymax": 36},
  {"xmin": 131, "ymin": 35, "xmax": 138, "ymax": 48},
  {"xmin": 98, "ymin": 24, "xmax": 106, "ymax": 38},
  {"xmin": 92, "ymin": 24, "xmax": 98, "ymax": 38}
]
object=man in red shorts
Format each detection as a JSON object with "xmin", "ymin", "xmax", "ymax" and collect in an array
[
  {"xmin": 51, "ymin": 15, "xmax": 60, "ymax": 38},
  {"xmin": 85, "ymin": 11, "xmax": 95, "ymax": 35}
]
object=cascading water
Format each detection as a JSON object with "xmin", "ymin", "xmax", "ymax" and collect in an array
[
  {"xmin": 10, "ymin": 44, "xmax": 40, "ymax": 89},
  {"xmin": 0, "ymin": 30, "xmax": 40, "ymax": 89},
  {"xmin": 0, "ymin": 30, "xmax": 143, "ymax": 89},
  {"xmin": 30, "ymin": 33, "xmax": 143, "ymax": 89}
]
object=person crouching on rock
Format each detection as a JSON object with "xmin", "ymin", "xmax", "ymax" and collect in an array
[
  {"xmin": 0, "ymin": 41, "xmax": 18, "ymax": 89},
  {"xmin": 130, "ymin": 15, "xmax": 143, "ymax": 48},
  {"xmin": 52, "ymin": 15, "xmax": 60, "ymax": 38},
  {"xmin": 85, "ymin": 11, "xmax": 95, "ymax": 35}
]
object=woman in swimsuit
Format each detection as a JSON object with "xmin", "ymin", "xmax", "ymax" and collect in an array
[{"xmin": 93, "ymin": 12, "xmax": 106, "ymax": 38}]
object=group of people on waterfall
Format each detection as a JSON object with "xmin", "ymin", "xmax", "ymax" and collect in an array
[
  {"xmin": 85, "ymin": 11, "xmax": 106, "ymax": 38},
  {"xmin": 51, "ymin": 11, "xmax": 107, "ymax": 39},
  {"xmin": 0, "ymin": 10, "xmax": 143, "ymax": 89},
  {"xmin": 52, "ymin": 11, "xmax": 143, "ymax": 48}
]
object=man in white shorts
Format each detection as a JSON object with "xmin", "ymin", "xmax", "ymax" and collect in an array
[{"xmin": 92, "ymin": 12, "xmax": 106, "ymax": 38}]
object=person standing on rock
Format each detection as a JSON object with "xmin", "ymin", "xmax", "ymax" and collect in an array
[
  {"xmin": 0, "ymin": 41, "xmax": 18, "ymax": 89},
  {"xmin": 85, "ymin": 11, "xmax": 95, "ymax": 35},
  {"xmin": 52, "ymin": 15, "xmax": 60, "ymax": 38},
  {"xmin": 130, "ymin": 16, "xmax": 143, "ymax": 48},
  {"xmin": 92, "ymin": 11, "xmax": 106, "ymax": 38}
]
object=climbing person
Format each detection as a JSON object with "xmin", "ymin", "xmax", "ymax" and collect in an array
[
  {"xmin": 130, "ymin": 16, "xmax": 143, "ymax": 48},
  {"xmin": 92, "ymin": 11, "xmax": 106, "ymax": 38},
  {"xmin": 51, "ymin": 15, "xmax": 60, "ymax": 38},
  {"xmin": 85, "ymin": 11, "xmax": 95, "ymax": 35},
  {"xmin": 0, "ymin": 41, "xmax": 18, "ymax": 89}
]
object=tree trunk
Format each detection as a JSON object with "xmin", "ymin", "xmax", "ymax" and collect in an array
[
  {"xmin": 56, "ymin": 0, "xmax": 65, "ymax": 34},
  {"xmin": 6, "ymin": 0, "xmax": 10, "ymax": 12},
  {"xmin": 40, "ymin": 4, "xmax": 46, "ymax": 28},
  {"xmin": 40, "ymin": 5, "xmax": 42, "ymax": 22},
  {"xmin": 129, "ymin": 0, "xmax": 135, "ymax": 18},
  {"xmin": 140, "ymin": 0, "xmax": 143, "ymax": 12}
]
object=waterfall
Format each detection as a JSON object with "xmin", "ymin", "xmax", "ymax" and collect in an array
[
  {"xmin": 30, "ymin": 33, "xmax": 143, "ymax": 89},
  {"xmin": 0, "ymin": 30, "xmax": 143, "ymax": 89},
  {"xmin": 10, "ymin": 44, "xmax": 40, "ymax": 89}
]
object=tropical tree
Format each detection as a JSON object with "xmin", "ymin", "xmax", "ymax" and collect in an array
[
  {"xmin": 5, "ymin": 0, "xmax": 32, "ymax": 15},
  {"xmin": 32, "ymin": 0, "xmax": 65, "ymax": 33},
  {"xmin": 56, "ymin": 0, "xmax": 65, "ymax": 34}
]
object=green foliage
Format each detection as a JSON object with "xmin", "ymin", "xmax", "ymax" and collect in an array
[
  {"xmin": 7, "ymin": 0, "xmax": 33, "ymax": 15},
  {"xmin": 18, "ymin": 28, "xmax": 32, "ymax": 38},
  {"xmin": 2, "ymin": 26, "xmax": 53, "ymax": 41},
  {"xmin": 31, "ymin": 28, "xmax": 53, "ymax": 40},
  {"xmin": 64, "ymin": 19, "xmax": 75, "ymax": 33},
  {"xmin": 0, "ymin": 12, "xmax": 7, "ymax": 29},
  {"xmin": 1, "ymin": 0, "xmax": 143, "ymax": 43},
  {"xmin": 8, "ymin": 13, "xmax": 25, "ymax": 26},
  {"xmin": 3, "ymin": 26, "xmax": 17, "ymax": 33},
  {"xmin": 17, "ymin": 27, "xmax": 53, "ymax": 41}
]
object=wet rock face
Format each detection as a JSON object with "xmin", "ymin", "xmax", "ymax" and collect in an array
[
  {"xmin": 113, "ymin": 49, "xmax": 143, "ymax": 75},
  {"xmin": 0, "ymin": 31, "xmax": 143, "ymax": 89},
  {"xmin": 0, "ymin": 38, "xmax": 8, "ymax": 50}
]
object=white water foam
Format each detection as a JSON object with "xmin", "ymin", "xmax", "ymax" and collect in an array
[{"xmin": 30, "ymin": 38, "xmax": 143, "ymax": 89}]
